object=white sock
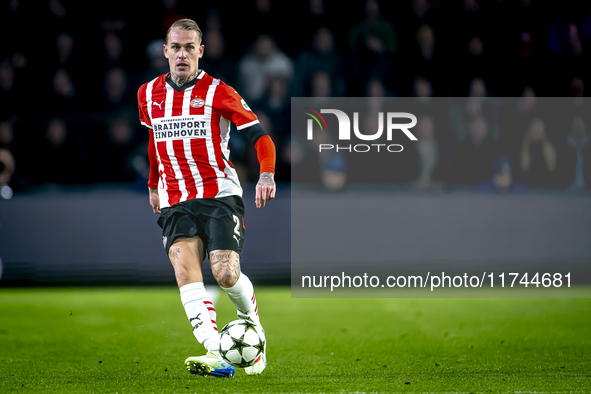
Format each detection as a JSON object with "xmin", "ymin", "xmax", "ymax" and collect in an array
[
  {"xmin": 179, "ymin": 282, "xmax": 219, "ymax": 352},
  {"xmin": 221, "ymin": 273, "xmax": 260, "ymax": 325}
]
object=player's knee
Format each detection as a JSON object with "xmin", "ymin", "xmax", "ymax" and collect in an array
[
  {"xmin": 209, "ymin": 250, "xmax": 240, "ymax": 288},
  {"xmin": 215, "ymin": 270, "xmax": 239, "ymax": 288},
  {"xmin": 174, "ymin": 269, "xmax": 192, "ymax": 288}
]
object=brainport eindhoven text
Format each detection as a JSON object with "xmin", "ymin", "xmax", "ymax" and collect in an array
[{"xmin": 153, "ymin": 118, "xmax": 208, "ymax": 140}]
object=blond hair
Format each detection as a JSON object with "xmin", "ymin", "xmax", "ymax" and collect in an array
[{"xmin": 166, "ymin": 19, "xmax": 203, "ymax": 44}]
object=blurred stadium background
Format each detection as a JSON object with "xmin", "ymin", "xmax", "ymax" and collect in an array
[{"xmin": 0, "ymin": 0, "xmax": 590, "ymax": 286}]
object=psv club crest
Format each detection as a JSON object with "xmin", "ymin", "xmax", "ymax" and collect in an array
[{"xmin": 190, "ymin": 97, "xmax": 205, "ymax": 108}]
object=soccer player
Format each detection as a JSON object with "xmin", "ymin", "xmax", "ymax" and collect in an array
[{"xmin": 137, "ymin": 19, "xmax": 276, "ymax": 378}]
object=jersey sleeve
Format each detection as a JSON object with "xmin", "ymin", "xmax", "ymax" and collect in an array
[
  {"xmin": 147, "ymin": 130, "xmax": 159, "ymax": 189},
  {"xmin": 138, "ymin": 83, "xmax": 158, "ymax": 188},
  {"xmin": 254, "ymin": 135, "xmax": 276, "ymax": 174},
  {"xmin": 137, "ymin": 84, "xmax": 152, "ymax": 129},
  {"xmin": 213, "ymin": 84, "xmax": 259, "ymax": 130}
]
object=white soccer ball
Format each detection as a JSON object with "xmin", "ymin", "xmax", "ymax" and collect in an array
[{"xmin": 219, "ymin": 319, "xmax": 265, "ymax": 368}]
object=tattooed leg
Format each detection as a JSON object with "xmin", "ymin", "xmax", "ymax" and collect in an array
[
  {"xmin": 211, "ymin": 249, "xmax": 260, "ymax": 324},
  {"xmin": 169, "ymin": 237, "xmax": 205, "ymax": 288},
  {"xmin": 209, "ymin": 250, "xmax": 241, "ymax": 288}
]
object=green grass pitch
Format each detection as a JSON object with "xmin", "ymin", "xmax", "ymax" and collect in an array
[{"xmin": 0, "ymin": 287, "xmax": 590, "ymax": 393}]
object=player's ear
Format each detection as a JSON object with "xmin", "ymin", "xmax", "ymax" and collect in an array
[
  {"xmin": 198, "ymin": 44, "xmax": 204, "ymax": 58},
  {"xmin": 163, "ymin": 44, "xmax": 169, "ymax": 59}
]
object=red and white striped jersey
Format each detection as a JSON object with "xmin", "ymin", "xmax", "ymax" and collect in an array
[{"xmin": 137, "ymin": 71, "xmax": 259, "ymax": 208}]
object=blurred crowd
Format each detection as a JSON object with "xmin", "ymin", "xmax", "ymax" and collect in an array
[{"xmin": 0, "ymin": 0, "xmax": 590, "ymax": 194}]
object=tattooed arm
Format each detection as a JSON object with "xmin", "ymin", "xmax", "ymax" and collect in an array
[
  {"xmin": 240, "ymin": 121, "xmax": 276, "ymax": 208},
  {"xmin": 253, "ymin": 133, "xmax": 276, "ymax": 209},
  {"xmin": 255, "ymin": 172, "xmax": 276, "ymax": 208}
]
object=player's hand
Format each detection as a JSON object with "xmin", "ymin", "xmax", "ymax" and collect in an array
[
  {"xmin": 149, "ymin": 187, "xmax": 161, "ymax": 214},
  {"xmin": 255, "ymin": 172, "xmax": 276, "ymax": 208}
]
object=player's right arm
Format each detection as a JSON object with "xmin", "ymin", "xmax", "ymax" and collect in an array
[
  {"xmin": 138, "ymin": 83, "xmax": 161, "ymax": 214},
  {"xmin": 148, "ymin": 130, "xmax": 160, "ymax": 213},
  {"xmin": 149, "ymin": 187, "xmax": 160, "ymax": 214}
]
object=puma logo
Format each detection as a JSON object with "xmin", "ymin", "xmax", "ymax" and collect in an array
[
  {"xmin": 189, "ymin": 313, "xmax": 203, "ymax": 330},
  {"xmin": 153, "ymin": 100, "xmax": 164, "ymax": 110}
]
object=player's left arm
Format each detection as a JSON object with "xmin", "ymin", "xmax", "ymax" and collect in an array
[
  {"xmin": 244, "ymin": 125, "xmax": 276, "ymax": 208},
  {"xmin": 215, "ymin": 84, "xmax": 277, "ymax": 208}
]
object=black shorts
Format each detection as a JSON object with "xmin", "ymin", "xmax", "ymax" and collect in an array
[{"xmin": 157, "ymin": 196, "xmax": 246, "ymax": 258}]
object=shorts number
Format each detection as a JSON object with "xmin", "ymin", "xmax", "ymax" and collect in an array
[{"xmin": 232, "ymin": 215, "xmax": 240, "ymax": 236}]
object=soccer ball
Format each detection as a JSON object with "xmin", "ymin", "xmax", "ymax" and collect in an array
[{"xmin": 219, "ymin": 319, "xmax": 265, "ymax": 368}]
